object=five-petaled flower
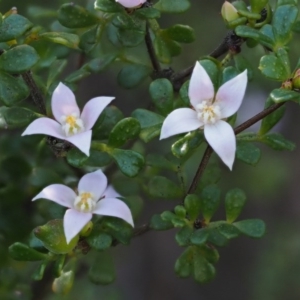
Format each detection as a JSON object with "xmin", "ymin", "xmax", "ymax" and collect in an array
[
  {"xmin": 160, "ymin": 61, "xmax": 248, "ymax": 170},
  {"xmin": 116, "ymin": 0, "xmax": 146, "ymax": 8},
  {"xmin": 32, "ymin": 170, "xmax": 134, "ymax": 243},
  {"xmin": 22, "ymin": 82, "xmax": 114, "ymax": 156}
]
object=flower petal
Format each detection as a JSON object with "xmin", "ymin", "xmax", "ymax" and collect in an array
[
  {"xmin": 78, "ymin": 170, "xmax": 107, "ymax": 201},
  {"xmin": 32, "ymin": 184, "xmax": 76, "ymax": 208},
  {"xmin": 81, "ymin": 96, "xmax": 114, "ymax": 130},
  {"xmin": 204, "ymin": 120, "xmax": 236, "ymax": 170},
  {"xmin": 94, "ymin": 198, "xmax": 134, "ymax": 227},
  {"xmin": 64, "ymin": 209, "xmax": 92, "ymax": 244},
  {"xmin": 160, "ymin": 108, "xmax": 202, "ymax": 140},
  {"xmin": 21, "ymin": 118, "xmax": 65, "ymax": 139},
  {"xmin": 104, "ymin": 185, "xmax": 121, "ymax": 198},
  {"xmin": 216, "ymin": 69, "xmax": 248, "ymax": 118},
  {"xmin": 188, "ymin": 61, "xmax": 215, "ymax": 108},
  {"xmin": 65, "ymin": 130, "xmax": 92, "ymax": 156},
  {"xmin": 116, "ymin": 0, "xmax": 146, "ymax": 8},
  {"xmin": 52, "ymin": 82, "xmax": 80, "ymax": 123}
]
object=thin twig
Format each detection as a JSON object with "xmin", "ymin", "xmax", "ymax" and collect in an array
[
  {"xmin": 145, "ymin": 22, "xmax": 161, "ymax": 73},
  {"xmin": 22, "ymin": 71, "xmax": 46, "ymax": 114}
]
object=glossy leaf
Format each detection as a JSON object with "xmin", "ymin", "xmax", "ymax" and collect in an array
[
  {"xmin": 175, "ymin": 226, "xmax": 193, "ymax": 246},
  {"xmin": 225, "ymin": 188, "xmax": 247, "ymax": 223},
  {"xmin": 233, "ymin": 219, "xmax": 266, "ymax": 238},
  {"xmin": 149, "ymin": 78, "xmax": 174, "ymax": 115},
  {"xmin": 0, "ymin": 72, "xmax": 30, "ymax": 106},
  {"xmin": 94, "ymin": 0, "xmax": 123, "ymax": 12},
  {"xmin": 9, "ymin": 243, "xmax": 48, "ymax": 261},
  {"xmin": 184, "ymin": 194, "xmax": 201, "ymax": 222},
  {"xmin": 162, "ymin": 25, "xmax": 195, "ymax": 43},
  {"xmin": 236, "ymin": 141, "xmax": 261, "ymax": 165},
  {"xmin": 148, "ymin": 176, "xmax": 184, "ymax": 199},
  {"xmin": 200, "ymin": 185, "xmax": 221, "ymax": 223},
  {"xmin": 34, "ymin": 220, "xmax": 79, "ymax": 254},
  {"xmin": 0, "ymin": 45, "xmax": 39, "ymax": 73},
  {"xmin": 146, "ymin": 153, "xmax": 177, "ymax": 171},
  {"xmin": 250, "ymin": 0, "xmax": 268, "ymax": 14},
  {"xmin": 39, "ymin": 32, "xmax": 80, "ymax": 49},
  {"xmin": 259, "ymin": 133, "xmax": 295, "ymax": 151},
  {"xmin": 108, "ymin": 117, "xmax": 141, "ymax": 147},
  {"xmin": 118, "ymin": 64, "xmax": 151, "ymax": 89},
  {"xmin": 150, "ymin": 214, "xmax": 174, "ymax": 230},
  {"xmin": 86, "ymin": 231, "xmax": 112, "ymax": 251},
  {"xmin": 154, "ymin": 0, "xmax": 191, "ymax": 13},
  {"xmin": 190, "ymin": 228, "xmax": 209, "ymax": 246},
  {"xmin": 0, "ymin": 14, "xmax": 33, "ymax": 42},
  {"xmin": 270, "ymin": 88, "xmax": 300, "ymax": 103},
  {"xmin": 58, "ymin": 3, "xmax": 99, "ymax": 28},
  {"xmin": 109, "ymin": 149, "xmax": 144, "ymax": 177}
]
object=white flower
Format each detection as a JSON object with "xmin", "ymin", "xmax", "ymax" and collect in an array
[
  {"xmin": 116, "ymin": 0, "xmax": 146, "ymax": 8},
  {"xmin": 160, "ymin": 62, "xmax": 248, "ymax": 170},
  {"xmin": 32, "ymin": 170, "xmax": 134, "ymax": 243},
  {"xmin": 22, "ymin": 82, "xmax": 114, "ymax": 156}
]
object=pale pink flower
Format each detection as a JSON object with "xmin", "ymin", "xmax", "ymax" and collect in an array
[
  {"xmin": 116, "ymin": 0, "xmax": 146, "ymax": 8},
  {"xmin": 32, "ymin": 170, "xmax": 134, "ymax": 243},
  {"xmin": 22, "ymin": 82, "xmax": 114, "ymax": 156},
  {"xmin": 160, "ymin": 62, "xmax": 248, "ymax": 170}
]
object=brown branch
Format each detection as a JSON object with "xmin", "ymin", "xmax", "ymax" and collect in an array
[
  {"xmin": 145, "ymin": 22, "xmax": 161, "ymax": 74},
  {"xmin": 22, "ymin": 71, "xmax": 46, "ymax": 114},
  {"xmin": 187, "ymin": 102, "xmax": 286, "ymax": 194}
]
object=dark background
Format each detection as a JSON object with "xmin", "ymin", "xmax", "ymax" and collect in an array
[{"xmin": 2, "ymin": 0, "xmax": 300, "ymax": 299}]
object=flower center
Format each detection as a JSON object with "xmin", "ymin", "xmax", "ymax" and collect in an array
[
  {"xmin": 74, "ymin": 192, "xmax": 95, "ymax": 213},
  {"xmin": 196, "ymin": 101, "xmax": 221, "ymax": 125},
  {"xmin": 61, "ymin": 113, "xmax": 84, "ymax": 136}
]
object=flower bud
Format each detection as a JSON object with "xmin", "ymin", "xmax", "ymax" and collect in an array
[
  {"xmin": 292, "ymin": 69, "xmax": 300, "ymax": 89},
  {"xmin": 221, "ymin": 1, "xmax": 240, "ymax": 24},
  {"xmin": 281, "ymin": 79, "xmax": 293, "ymax": 90}
]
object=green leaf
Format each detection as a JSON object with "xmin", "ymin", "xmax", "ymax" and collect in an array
[
  {"xmin": 9, "ymin": 243, "xmax": 48, "ymax": 261},
  {"xmin": 88, "ymin": 252, "xmax": 116, "ymax": 285},
  {"xmin": 39, "ymin": 32, "xmax": 80, "ymax": 49},
  {"xmin": 171, "ymin": 131, "xmax": 204, "ymax": 158},
  {"xmin": 148, "ymin": 176, "xmax": 183, "ymax": 199},
  {"xmin": 53, "ymin": 269, "xmax": 75, "ymax": 295},
  {"xmin": 79, "ymin": 24, "xmax": 103, "ymax": 53},
  {"xmin": 270, "ymin": 88, "xmax": 300, "ymax": 103},
  {"xmin": 150, "ymin": 214, "xmax": 174, "ymax": 230},
  {"xmin": 236, "ymin": 141, "xmax": 261, "ymax": 165},
  {"xmin": 0, "ymin": 107, "xmax": 40, "ymax": 128},
  {"xmin": 131, "ymin": 108, "xmax": 164, "ymax": 142},
  {"xmin": 118, "ymin": 64, "xmax": 151, "ymax": 89},
  {"xmin": 235, "ymin": 25, "xmax": 274, "ymax": 48},
  {"xmin": 250, "ymin": 0, "xmax": 269, "ymax": 14},
  {"xmin": 94, "ymin": 0, "xmax": 123, "ymax": 12},
  {"xmin": 161, "ymin": 211, "xmax": 186, "ymax": 227},
  {"xmin": 201, "ymin": 185, "xmax": 221, "ymax": 223},
  {"xmin": 190, "ymin": 228, "xmax": 209, "ymax": 246},
  {"xmin": 259, "ymin": 97, "xmax": 286, "ymax": 135},
  {"xmin": 146, "ymin": 153, "xmax": 177, "ymax": 171},
  {"xmin": 176, "ymin": 226, "xmax": 193, "ymax": 246},
  {"xmin": 93, "ymin": 106, "xmax": 124, "ymax": 140},
  {"xmin": 200, "ymin": 59, "xmax": 220, "ymax": 91},
  {"xmin": 86, "ymin": 231, "xmax": 112, "ymax": 251},
  {"xmin": 135, "ymin": 7, "xmax": 161, "ymax": 19},
  {"xmin": 162, "ymin": 24, "xmax": 195, "ymax": 43},
  {"xmin": 234, "ymin": 55, "xmax": 254, "ymax": 80},
  {"xmin": 109, "ymin": 149, "xmax": 144, "ymax": 177},
  {"xmin": 0, "ymin": 72, "xmax": 30, "ymax": 106},
  {"xmin": 259, "ymin": 53, "xmax": 290, "ymax": 81},
  {"xmin": 154, "ymin": 0, "xmax": 191, "ymax": 13},
  {"xmin": 207, "ymin": 228, "xmax": 229, "ymax": 247},
  {"xmin": 58, "ymin": 3, "xmax": 99, "ymax": 28},
  {"xmin": 108, "ymin": 117, "xmax": 141, "ymax": 147},
  {"xmin": 175, "ymin": 244, "xmax": 219, "ymax": 282},
  {"xmin": 47, "ymin": 59, "xmax": 67, "ymax": 88},
  {"xmin": 225, "ymin": 188, "xmax": 247, "ymax": 223},
  {"xmin": 65, "ymin": 68, "xmax": 91, "ymax": 83},
  {"xmin": 149, "ymin": 78, "xmax": 174, "ymax": 115},
  {"xmin": 233, "ymin": 219, "xmax": 266, "ymax": 238},
  {"xmin": 272, "ymin": 4, "xmax": 298, "ymax": 46},
  {"xmin": 102, "ymin": 217, "xmax": 133, "ymax": 245},
  {"xmin": 0, "ymin": 45, "xmax": 39, "ymax": 73},
  {"xmin": 222, "ymin": 66, "xmax": 239, "ymax": 84},
  {"xmin": 34, "ymin": 220, "xmax": 79, "ymax": 254},
  {"xmin": 0, "ymin": 14, "xmax": 33, "ymax": 42},
  {"xmin": 216, "ymin": 222, "xmax": 240, "ymax": 239},
  {"xmin": 184, "ymin": 194, "xmax": 201, "ymax": 222},
  {"xmin": 32, "ymin": 261, "xmax": 48, "ymax": 281},
  {"xmin": 53, "ymin": 255, "xmax": 66, "ymax": 277},
  {"xmin": 84, "ymin": 53, "xmax": 117, "ymax": 73},
  {"xmin": 259, "ymin": 132, "xmax": 295, "ymax": 151}
]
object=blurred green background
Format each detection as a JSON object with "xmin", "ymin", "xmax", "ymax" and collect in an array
[{"xmin": 1, "ymin": 0, "xmax": 300, "ymax": 299}]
